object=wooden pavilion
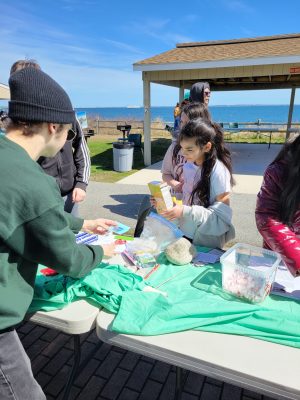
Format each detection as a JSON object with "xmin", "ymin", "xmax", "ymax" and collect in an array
[{"xmin": 133, "ymin": 33, "xmax": 300, "ymax": 165}]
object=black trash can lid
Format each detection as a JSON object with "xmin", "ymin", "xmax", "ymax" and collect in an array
[{"xmin": 113, "ymin": 142, "xmax": 134, "ymax": 149}]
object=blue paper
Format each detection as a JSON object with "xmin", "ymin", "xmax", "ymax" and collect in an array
[{"xmin": 109, "ymin": 222, "xmax": 130, "ymax": 235}]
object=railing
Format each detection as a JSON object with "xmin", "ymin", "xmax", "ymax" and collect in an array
[
  {"xmin": 219, "ymin": 121, "xmax": 300, "ymax": 129},
  {"xmin": 86, "ymin": 118, "xmax": 300, "ymax": 136},
  {"xmin": 87, "ymin": 119, "xmax": 176, "ymax": 135}
]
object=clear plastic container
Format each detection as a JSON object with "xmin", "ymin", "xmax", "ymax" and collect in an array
[{"xmin": 220, "ymin": 243, "xmax": 281, "ymax": 303}]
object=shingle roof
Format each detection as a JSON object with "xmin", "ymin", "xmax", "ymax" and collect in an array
[{"xmin": 134, "ymin": 33, "xmax": 300, "ymax": 66}]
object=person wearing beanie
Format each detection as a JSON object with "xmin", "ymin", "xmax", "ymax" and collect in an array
[
  {"xmin": 190, "ymin": 82, "xmax": 211, "ymax": 105},
  {"xmin": 10, "ymin": 60, "xmax": 90, "ymax": 217},
  {"xmin": 0, "ymin": 67, "xmax": 117, "ymax": 400}
]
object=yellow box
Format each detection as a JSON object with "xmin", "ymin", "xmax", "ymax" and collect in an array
[{"xmin": 148, "ymin": 181, "xmax": 173, "ymax": 213}]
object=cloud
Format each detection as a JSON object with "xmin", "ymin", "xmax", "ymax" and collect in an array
[
  {"xmin": 102, "ymin": 39, "xmax": 144, "ymax": 55},
  {"xmin": 239, "ymin": 27, "xmax": 257, "ymax": 37},
  {"xmin": 183, "ymin": 14, "xmax": 199, "ymax": 23},
  {"xmin": 127, "ymin": 18, "xmax": 193, "ymax": 46},
  {"xmin": 0, "ymin": 35, "xmax": 144, "ymax": 107},
  {"xmin": 60, "ymin": 0, "xmax": 98, "ymax": 11},
  {"xmin": 222, "ymin": 0, "xmax": 254, "ymax": 13},
  {"xmin": 50, "ymin": 64, "xmax": 143, "ymax": 107}
]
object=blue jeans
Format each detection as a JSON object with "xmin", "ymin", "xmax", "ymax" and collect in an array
[{"xmin": 0, "ymin": 330, "xmax": 45, "ymax": 399}]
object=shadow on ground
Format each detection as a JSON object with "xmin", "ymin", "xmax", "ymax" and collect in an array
[{"xmin": 102, "ymin": 193, "xmax": 147, "ymax": 220}]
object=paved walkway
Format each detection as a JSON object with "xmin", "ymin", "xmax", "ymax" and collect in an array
[
  {"xmin": 18, "ymin": 143, "xmax": 282, "ymax": 399},
  {"xmin": 19, "ymin": 319, "xmax": 277, "ymax": 400},
  {"xmin": 117, "ymin": 143, "xmax": 280, "ymax": 195}
]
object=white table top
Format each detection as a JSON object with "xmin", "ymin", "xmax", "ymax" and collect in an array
[
  {"xmin": 28, "ymin": 300, "xmax": 100, "ymax": 335},
  {"xmin": 96, "ymin": 310, "xmax": 300, "ymax": 400}
]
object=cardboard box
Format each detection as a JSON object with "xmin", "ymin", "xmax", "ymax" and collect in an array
[{"xmin": 148, "ymin": 181, "xmax": 173, "ymax": 213}]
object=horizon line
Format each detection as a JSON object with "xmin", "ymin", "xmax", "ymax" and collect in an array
[{"xmin": 74, "ymin": 103, "xmax": 300, "ymax": 108}]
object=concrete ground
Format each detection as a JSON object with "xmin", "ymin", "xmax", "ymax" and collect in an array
[{"xmin": 18, "ymin": 143, "xmax": 282, "ymax": 400}]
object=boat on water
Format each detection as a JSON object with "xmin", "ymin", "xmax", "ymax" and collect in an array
[{"xmin": 126, "ymin": 105, "xmax": 141, "ymax": 109}]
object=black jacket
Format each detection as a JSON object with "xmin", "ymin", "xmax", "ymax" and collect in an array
[{"xmin": 38, "ymin": 118, "xmax": 90, "ymax": 196}]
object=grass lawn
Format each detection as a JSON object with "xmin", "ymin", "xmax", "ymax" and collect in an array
[
  {"xmin": 87, "ymin": 131, "xmax": 286, "ymax": 183},
  {"xmin": 88, "ymin": 135, "xmax": 171, "ymax": 183}
]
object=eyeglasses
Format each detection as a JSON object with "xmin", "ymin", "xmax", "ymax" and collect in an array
[
  {"xmin": 67, "ymin": 129, "xmax": 76, "ymax": 141},
  {"xmin": 204, "ymin": 91, "xmax": 211, "ymax": 96}
]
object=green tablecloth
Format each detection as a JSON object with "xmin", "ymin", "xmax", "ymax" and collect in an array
[
  {"xmin": 30, "ymin": 252, "xmax": 300, "ymax": 349},
  {"xmin": 29, "ymin": 263, "xmax": 146, "ymax": 314}
]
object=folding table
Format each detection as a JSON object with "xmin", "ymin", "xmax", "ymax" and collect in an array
[{"xmin": 96, "ymin": 310, "xmax": 300, "ymax": 400}]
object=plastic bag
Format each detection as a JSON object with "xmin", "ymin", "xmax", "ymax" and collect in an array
[
  {"xmin": 126, "ymin": 238, "xmax": 158, "ymax": 255},
  {"xmin": 140, "ymin": 212, "xmax": 183, "ymax": 252},
  {"xmin": 125, "ymin": 238, "xmax": 158, "ymax": 269}
]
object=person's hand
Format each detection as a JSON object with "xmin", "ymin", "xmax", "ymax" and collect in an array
[
  {"xmin": 72, "ymin": 188, "xmax": 86, "ymax": 203},
  {"xmin": 216, "ymin": 192, "xmax": 230, "ymax": 205},
  {"xmin": 161, "ymin": 204, "xmax": 183, "ymax": 220},
  {"xmin": 82, "ymin": 219, "xmax": 117, "ymax": 235},
  {"xmin": 101, "ymin": 243, "xmax": 116, "ymax": 258}
]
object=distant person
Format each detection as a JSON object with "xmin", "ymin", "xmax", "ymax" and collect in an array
[
  {"xmin": 173, "ymin": 102, "xmax": 181, "ymax": 131},
  {"xmin": 171, "ymin": 99, "xmax": 190, "ymax": 141},
  {"xmin": 171, "ymin": 83, "xmax": 210, "ymax": 142},
  {"xmin": 10, "ymin": 60, "xmax": 90, "ymax": 217},
  {"xmin": 184, "ymin": 90, "xmax": 190, "ymax": 101},
  {"xmin": 0, "ymin": 66, "xmax": 116, "ymax": 399},
  {"xmin": 0, "ymin": 110, "xmax": 8, "ymax": 135},
  {"xmin": 190, "ymin": 82, "xmax": 211, "ymax": 106},
  {"xmin": 256, "ymin": 133, "xmax": 300, "ymax": 276}
]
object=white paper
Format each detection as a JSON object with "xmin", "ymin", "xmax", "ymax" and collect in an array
[
  {"xmin": 193, "ymin": 252, "xmax": 220, "ymax": 264},
  {"xmin": 271, "ymin": 264, "xmax": 300, "ymax": 300}
]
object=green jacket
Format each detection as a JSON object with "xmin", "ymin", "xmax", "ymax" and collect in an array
[{"xmin": 0, "ymin": 136, "xmax": 103, "ymax": 330}]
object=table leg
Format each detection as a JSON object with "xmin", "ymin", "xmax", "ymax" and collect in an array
[
  {"xmin": 62, "ymin": 335, "xmax": 81, "ymax": 400},
  {"xmin": 175, "ymin": 366, "xmax": 183, "ymax": 400}
]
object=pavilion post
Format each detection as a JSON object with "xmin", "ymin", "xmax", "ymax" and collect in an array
[
  {"xmin": 286, "ymin": 87, "xmax": 296, "ymax": 140},
  {"xmin": 143, "ymin": 74, "xmax": 151, "ymax": 166},
  {"xmin": 179, "ymin": 81, "xmax": 184, "ymax": 102}
]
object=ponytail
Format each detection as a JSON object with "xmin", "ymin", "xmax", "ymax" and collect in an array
[{"xmin": 211, "ymin": 122, "xmax": 235, "ymax": 186}]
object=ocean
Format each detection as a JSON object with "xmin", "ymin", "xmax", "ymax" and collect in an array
[{"xmin": 75, "ymin": 105, "xmax": 300, "ymax": 124}]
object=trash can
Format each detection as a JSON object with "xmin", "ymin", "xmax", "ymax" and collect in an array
[{"xmin": 113, "ymin": 141, "xmax": 134, "ymax": 172}]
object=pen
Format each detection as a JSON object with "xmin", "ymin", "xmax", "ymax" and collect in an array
[{"xmin": 144, "ymin": 264, "xmax": 160, "ymax": 280}]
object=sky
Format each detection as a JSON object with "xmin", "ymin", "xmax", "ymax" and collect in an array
[{"xmin": 1, "ymin": 0, "xmax": 300, "ymax": 107}]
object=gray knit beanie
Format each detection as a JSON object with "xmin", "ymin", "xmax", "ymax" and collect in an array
[{"xmin": 8, "ymin": 67, "xmax": 75, "ymax": 124}]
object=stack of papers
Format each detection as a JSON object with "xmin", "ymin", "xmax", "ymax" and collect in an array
[
  {"xmin": 272, "ymin": 264, "xmax": 300, "ymax": 300},
  {"xmin": 193, "ymin": 249, "xmax": 224, "ymax": 266}
]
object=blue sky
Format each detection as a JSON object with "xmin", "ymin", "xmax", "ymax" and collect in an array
[{"xmin": 1, "ymin": 0, "xmax": 300, "ymax": 107}]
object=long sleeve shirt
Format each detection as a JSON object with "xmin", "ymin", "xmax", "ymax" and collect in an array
[{"xmin": 0, "ymin": 136, "xmax": 102, "ymax": 330}]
